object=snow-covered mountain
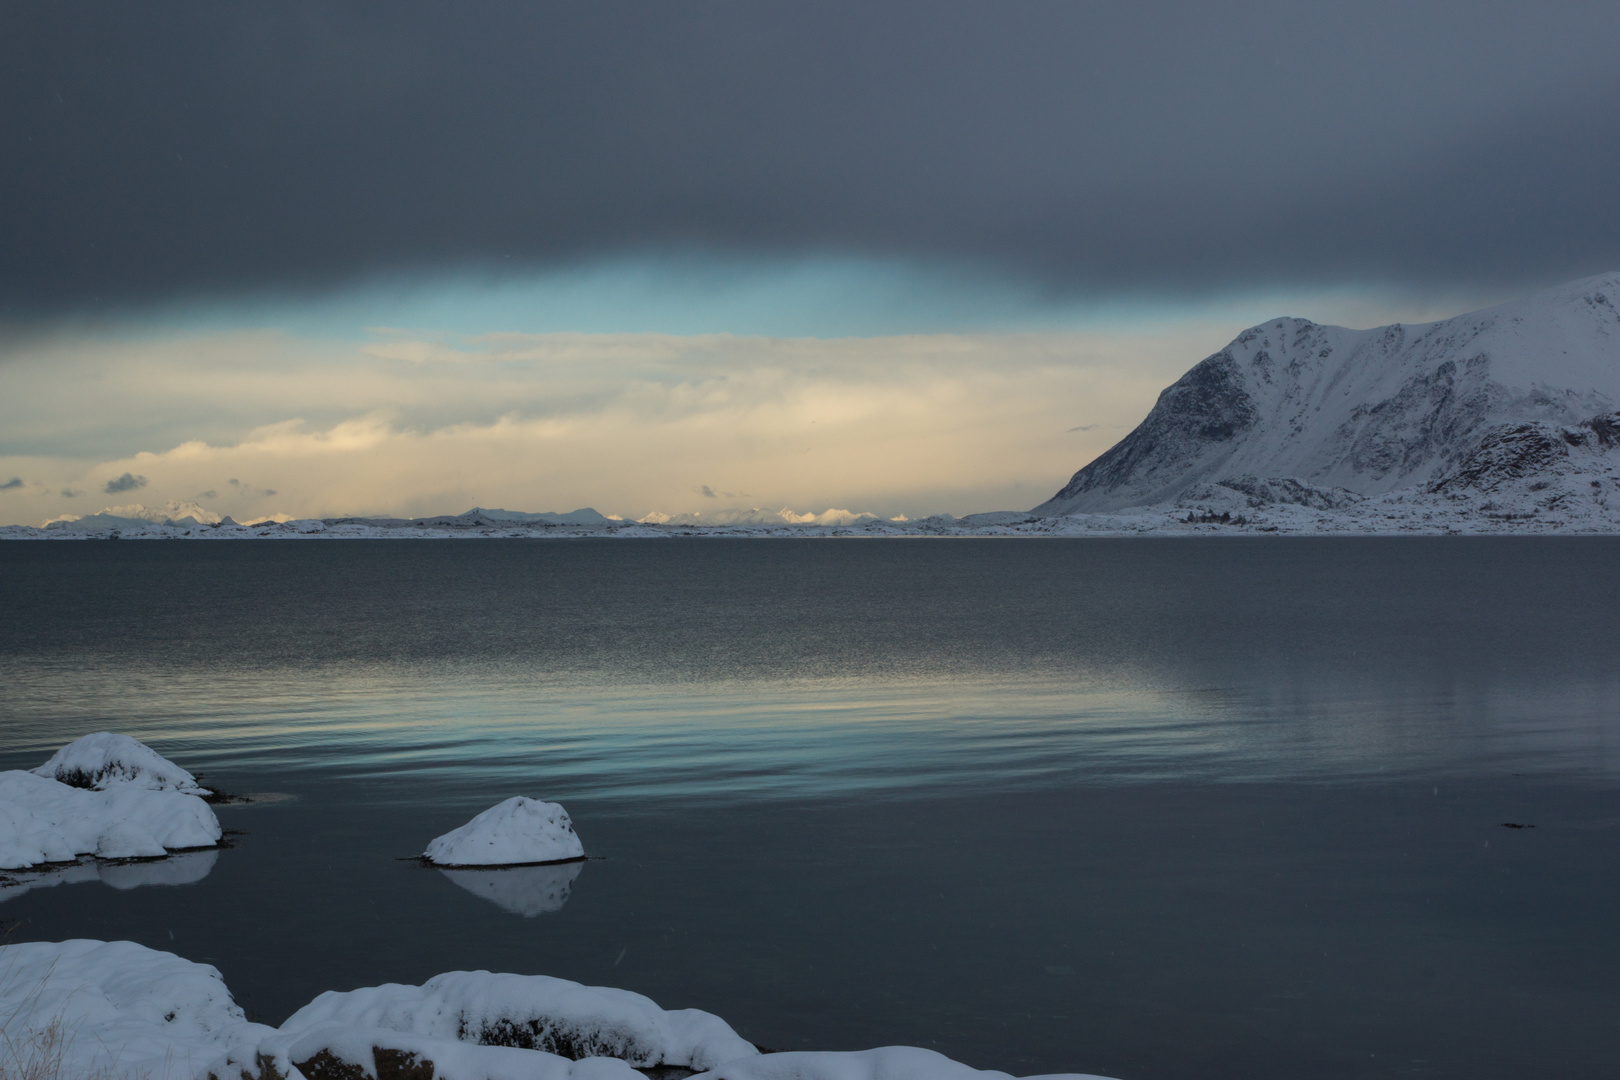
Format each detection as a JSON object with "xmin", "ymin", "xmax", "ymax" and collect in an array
[
  {"xmin": 1034, "ymin": 273, "xmax": 1620, "ymax": 515},
  {"xmin": 44, "ymin": 500, "xmax": 224, "ymax": 530}
]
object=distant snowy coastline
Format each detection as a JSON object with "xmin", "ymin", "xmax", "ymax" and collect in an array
[{"xmin": 2, "ymin": 491, "xmax": 1618, "ymax": 539}]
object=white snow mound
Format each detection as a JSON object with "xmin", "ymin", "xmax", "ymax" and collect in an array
[
  {"xmin": 425, "ymin": 797, "xmax": 585, "ymax": 867},
  {"xmin": 0, "ymin": 770, "xmax": 221, "ymax": 870},
  {"xmin": 693, "ymin": 1047, "xmax": 1120, "ymax": 1080},
  {"xmin": 0, "ymin": 939, "xmax": 275, "ymax": 1080},
  {"xmin": 31, "ymin": 731, "xmax": 213, "ymax": 796},
  {"xmin": 280, "ymin": 970, "xmax": 761, "ymax": 1072}
]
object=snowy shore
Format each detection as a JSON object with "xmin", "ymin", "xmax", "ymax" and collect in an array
[{"xmin": 0, "ymin": 940, "xmax": 1118, "ymax": 1080}]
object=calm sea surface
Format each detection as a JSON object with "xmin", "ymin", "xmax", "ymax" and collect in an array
[{"xmin": 2, "ymin": 538, "xmax": 1619, "ymax": 1079}]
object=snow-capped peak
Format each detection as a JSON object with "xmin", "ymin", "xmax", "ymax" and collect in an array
[{"xmin": 1035, "ymin": 272, "xmax": 1620, "ymax": 514}]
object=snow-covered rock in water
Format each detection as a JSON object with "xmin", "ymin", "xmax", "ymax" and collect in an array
[
  {"xmin": 1035, "ymin": 272, "xmax": 1620, "ymax": 515},
  {"xmin": 0, "ymin": 771, "xmax": 221, "ymax": 870},
  {"xmin": 31, "ymin": 731, "xmax": 214, "ymax": 795},
  {"xmin": 692, "ymin": 1047, "xmax": 1119, "ymax": 1080},
  {"xmin": 440, "ymin": 861, "xmax": 584, "ymax": 917},
  {"xmin": 425, "ymin": 797, "xmax": 585, "ymax": 867},
  {"xmin": 0, "ymin": 939, "xmax": 276, "ymax": 1080},
  {"xmin": 1, "ymin": 848, "xmax": 217, "ymax": 901},
  {"xmin": 280, "ymin": 970, "xmax": 760, "ymax": 1072}
]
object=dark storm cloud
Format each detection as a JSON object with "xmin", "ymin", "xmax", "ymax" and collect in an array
[
  {"xmin": 104, "ymin": 472, "xmax": 147, "ymax": 494},
  {"xmin": 0, "ymin": 477, "xmax": 22, "ymax": 490},
  {"xmin": 4, "ymin": 1, "xmax": 1620, "ymax": 313}
]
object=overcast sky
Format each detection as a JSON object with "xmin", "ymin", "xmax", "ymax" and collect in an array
[{"xmin": 3, "ymin": 2, "xmax": 1617, "ymax": 524}]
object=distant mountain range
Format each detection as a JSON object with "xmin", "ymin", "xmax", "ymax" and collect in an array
[
  {"xmin": 1034, "ymin": 273, "xmax": 1620, "ymax": 521},
  {"xmin": 42, "ymin": 506, "xmax": 615, "ymax": 531}
]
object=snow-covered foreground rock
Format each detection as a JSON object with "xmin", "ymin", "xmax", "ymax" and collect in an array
[
  {"xmin": 425, "ymin": 797, "xmax": 586, "ymax": 867},
  {"xmin": 0, "ymin": 940, "xmax": 275, "ymax": 1080},
  {"xmin": 440, "ymin": 861, "xmax": 584, "ymax": 917},
  {"xmin": 1, "ymin": 734, "xmax": 220, "ymax": 870},
  {"xmin": 0, "ymin": 941, "xmax": 1120, "ymax": 1080}
]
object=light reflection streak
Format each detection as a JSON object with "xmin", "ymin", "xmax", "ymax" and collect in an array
[{"xmin": 5, "ymin": 659, "xmax": 1620, "ymax": 803}]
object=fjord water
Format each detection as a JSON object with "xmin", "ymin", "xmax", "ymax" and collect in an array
[{"xmin": 2, "ymin": 538, "xmax": 1619, "ymax": 1080}]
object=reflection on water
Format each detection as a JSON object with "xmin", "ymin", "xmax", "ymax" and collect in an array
[
  {"xmin": 3, "ymin": 667, "xmax": 1620, "ymax": 801},
  {"xmin": 439, "ymin": 860, "xmax": 584, "ymax": 917},
  {"xmin": 0, "ymin": 848, "xmax": 218, "ymax": 902}
]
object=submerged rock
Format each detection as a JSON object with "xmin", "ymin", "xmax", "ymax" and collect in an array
[{"xmin": 424, "ymin": 797, "xmax": 585, "ymax": 867}]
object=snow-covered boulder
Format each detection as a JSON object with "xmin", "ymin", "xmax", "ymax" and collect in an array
[
  {"xmin": 692, "ymin": 1047, "xmax": 1119, "ymax": 1080},
  {"xmin": 440, "ymin": 861, "xmax": 584, "ymax": 917},
  {"xmin": 0, "ymin": 769, "xmax": 221, "ymax": 869},
  {"xmin": 424, "ymin": 797, "xmax": 585, "ymax": 867},
  {"xmin": 0, "ymin": 939, "xmax": 275, "ymax": 1080},
  {"xmin": 30, "ymin": 731, "xmax": 214, "ymax": 796},
  {"xmin": 280, "ymin": 970, "xmax": 760, "ymax": 1072}
]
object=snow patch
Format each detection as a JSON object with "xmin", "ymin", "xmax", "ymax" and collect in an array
[{"xmin": 424, "ymin": 797, "xmax": 585, "ymax": 867}]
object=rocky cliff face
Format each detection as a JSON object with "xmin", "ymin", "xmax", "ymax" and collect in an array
[{"xmin": 1034, "ymin": 274, "xmax": 1620, "ymax": 515}]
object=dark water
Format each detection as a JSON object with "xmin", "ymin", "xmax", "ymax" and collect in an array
[{"xmin": 2, "ymin": 538, "xmax": 1619, "ymax": 1079}]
